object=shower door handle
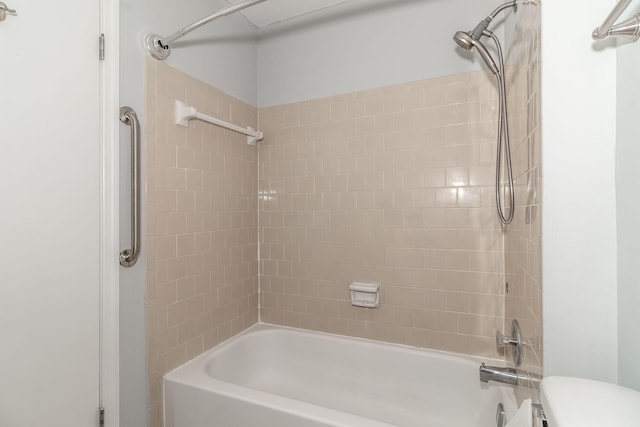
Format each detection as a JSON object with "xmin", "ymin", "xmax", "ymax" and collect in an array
[{"xmin": 119, "ymin": 106, "xmax": 141, "ymax": 268}]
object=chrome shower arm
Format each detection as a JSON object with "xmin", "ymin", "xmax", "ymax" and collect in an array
[
  {"xmin": 470, "ymin": 1, "xmax": 517, "ymax": 41},
  {"xmin": 489, "ymin": 0, "xmax": 518, "ymax": 20}
]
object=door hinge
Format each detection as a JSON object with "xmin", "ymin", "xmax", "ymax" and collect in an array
[
  {"xmin": 99, "ymin": 407, "xmax": 105, "ymax": 427},
  {"xmin": 99, "ymin": 34, "xmax": 105, "ymax": 60}
]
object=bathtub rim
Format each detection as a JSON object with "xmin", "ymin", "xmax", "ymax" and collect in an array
[
  {"xmin": 166, "ymin": 321, "xmax": 510, "ymax": 379},
  {"xmin": 163, "ymin": 322, "xmax": 516, "ymax": 426}
]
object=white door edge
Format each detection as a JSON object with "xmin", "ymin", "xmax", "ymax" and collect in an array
[{"xmin": 100, "ymin": 0, "xmax": 120, "ymax": 425}]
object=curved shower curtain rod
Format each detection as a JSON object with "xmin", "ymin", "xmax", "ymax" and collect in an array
[{"xmin": 145, "ymin": 0, "xmax": 268, "ymax": 60}]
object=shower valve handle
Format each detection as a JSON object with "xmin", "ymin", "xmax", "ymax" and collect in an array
[
  {"xmin": 496, "ymin": 319, "xmax": 523, "ymax": 367},
  {"xmin": 496, "ymin": 330, "xmax": 519, "ymax": 347}
]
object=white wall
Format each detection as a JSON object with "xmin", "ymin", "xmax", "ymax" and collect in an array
[
  {"xmin": 119, "ymin": 1, "xmax": 258, "ymax": 425},
  {"xmin": 541, "ymin": 0, "xmax": 618, "ymax": 382},
  {"xmin": 616, "ymin": 37, "xmax": 640, "ymax": 391},
  {"xmin": 257, "ymin": 0, "xmax": 498, "ymax": 107}
]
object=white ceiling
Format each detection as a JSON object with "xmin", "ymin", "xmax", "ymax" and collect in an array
[{"xmin": 227, "ymin": 0, "xmax": 349, "ymax": 28}]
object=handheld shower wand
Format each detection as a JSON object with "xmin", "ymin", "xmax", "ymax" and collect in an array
[
  {"xmin": 452, "ymin": 1, "xmax": 517, "ymax": 225},
  {"xmin": 453, "ymin": 31, "xmax": 499, "ymax": 75}
]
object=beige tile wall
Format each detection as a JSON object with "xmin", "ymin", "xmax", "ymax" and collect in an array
[
  {"xmin": 258, "ymin": 70, "xmax": 507, "ymax": 357},
  {"xmin": 143, "ymin": 13, "xmax": 542, "ymax": 419},
  {"xmin": 145, "ymin": 59, "xmax": 259, "ymax": 426},
  {"xmin": 504, "ymin": 1, "xmax": 543, "ymax": 403}
]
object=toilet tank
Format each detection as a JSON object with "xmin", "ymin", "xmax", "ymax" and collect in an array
[{"xmin": 541, "ymin": 376, "xmax": 640, "ymax": 427}]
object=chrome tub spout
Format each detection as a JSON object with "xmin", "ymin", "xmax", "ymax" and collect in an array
[{"xmin": 479, "ymin": 363, "xmax": 519, "ymax": 385}]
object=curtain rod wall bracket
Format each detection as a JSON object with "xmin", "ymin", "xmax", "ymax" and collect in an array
[
  {"xmin": 145, "ymin": 34, "xmax": 170, "ymax": 60},
  {"xmin": 144, "ymin": 0, "xmax": 268, "ymax": 60}
]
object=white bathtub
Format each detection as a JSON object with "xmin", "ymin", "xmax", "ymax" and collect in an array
[{"xmin": 164, "ymin": 324, "xmax": 516, "ymax": 427}]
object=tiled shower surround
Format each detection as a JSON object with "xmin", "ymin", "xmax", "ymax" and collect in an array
[
  {"xmin": 145, "ymin": 59, "xmax": 259, "ymax": 426},
  {"xmin": 258, "ymin": 70, "xmax": 506, "ymax": 357},
  {"xmin": 145, "ymin": 15, "xmax": 542, "ymax": 421}
]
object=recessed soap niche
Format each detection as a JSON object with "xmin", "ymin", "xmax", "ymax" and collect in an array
[{"xmin": 349, "ymin": 282, "xmax": 380, "ymax": 308}]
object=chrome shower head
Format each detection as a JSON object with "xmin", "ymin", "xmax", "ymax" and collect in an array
[
  {"xmin": 453, "ymin": 31, "xmax": 499, "ymax": 75},
  {"xmin": 453, "ymin": 31, "xmax": 474, "ymax": 50}
]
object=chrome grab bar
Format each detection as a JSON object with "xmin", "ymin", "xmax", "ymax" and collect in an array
[{"xmin": 119, "ymin": 106, "xmax": 141, "ymax": 268}]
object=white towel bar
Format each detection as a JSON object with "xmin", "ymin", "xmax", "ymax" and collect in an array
[{"xmin": 174, "ymin": 100, "xmax": 264, "ymax": 146}]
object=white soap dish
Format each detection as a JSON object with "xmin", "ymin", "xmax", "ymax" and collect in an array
[{"xmin": 349, "ymin": 282, "xmax": 380, "ymax": 308}]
